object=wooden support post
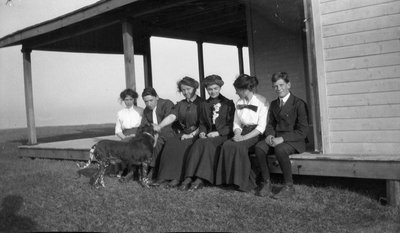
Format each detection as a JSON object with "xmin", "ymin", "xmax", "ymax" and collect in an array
[
  {"xmin": 309, "ymin": 0, "xmax": 331, "ymax": 153},
  {"xmin": 21, "ymin": 48, "xmax": 37, "ymax": 145},
  {"xmin": 197, "ymin": 41, "xmax": 205, "ymax": 98},
  {"xmin": 237, "ymin": 45, "xmax": 244, "ymax": 74},
  {"xmin": 143, "ymin": 35, "xmax": 153, "ymax": 88},
  {"xmin": 303, "ymin": 0, "xmax": 321, "ymax": 153},
  {"xmin": 122, "ymin": 20, "xmax": 136, "ymax": 91},
  {"xmin": 245, "ymin": 0, "xmax": 256, "ymax": 76},
  {"xmin": 386, "ymin": 180, "xmax": 400, "ymax": 206}
]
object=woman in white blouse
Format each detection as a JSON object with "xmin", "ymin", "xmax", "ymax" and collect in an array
[
  {"xmin": 215, "ymin": 74, "xmax": 269, "ymax": 192},
  {"xmin": 115, "ymin": 88, "xmax": 144, "ymax": 140}
]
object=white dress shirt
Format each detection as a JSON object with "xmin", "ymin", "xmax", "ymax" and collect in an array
[
  {"xmin": 152, "ymin": 106, "xmax": 158, "ymax": 125},
  {"xmin": 115, "ymin": 106, "xmax": 144, "ymax": 134},
  {"xmin": 233, "ymin": 93, "xmax": 269, "ymax": 134},
  {"xmin": 280, "ymin": 92, "xmax": 291, "ymax": 106}
]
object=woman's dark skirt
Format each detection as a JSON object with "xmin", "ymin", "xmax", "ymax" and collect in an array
[
  {"xmin": 215, "ymin": 136, "xmax": 260, "ymax": 192},
  {"xmin": 157, "ymin": 136, "xmax": 197, "ymax": 182},
  {"xmin": 184, "ymin": 136, "xmax": 227, "ymax": 184}
]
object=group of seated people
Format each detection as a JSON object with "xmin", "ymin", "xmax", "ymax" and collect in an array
[{"xmin": 114, "ymin": 72, "xmax": 309, "ymax": 200}]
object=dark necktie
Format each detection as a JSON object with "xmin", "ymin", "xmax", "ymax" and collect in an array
[
  {"xmin": 237, "ymin": 104, "xmax": 258, "ymax": 112},
  {"xmin": 279, "ymin": 99, "xmax": 284, "ymax": 109}
]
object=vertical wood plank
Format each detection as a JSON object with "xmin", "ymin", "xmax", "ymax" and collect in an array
[
  {"xmin": 303, "ymin": 0, "xmax": 321, "ymax": 152},
  {"xmin": 386, "ymin": 180, "xmax": 400, "ymax": 206},
  {"xmin": 143, "ymin": 35, "xmax": 153, "ymax": 88},
  {"xmin": 237, "ymin": 45, "xmax": 244, "ymax": 75},
  {"xmin": 122, "ymin": 20, "xmax": 136, "ymax": 91},
  {"xmin": 310, "ymin": 0, "xmax": 331, "ymax": 153},
  {"xmin": 22, "ymin": 48, "xmax": 37, "ymax": 145},
  {"xmin": 197, "ymin": 41, "xmax": 205, "ymax": 98}
]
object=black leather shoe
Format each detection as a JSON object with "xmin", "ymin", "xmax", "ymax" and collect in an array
[
  {"xmin": 147, "ymin": 180, "xmax": 156, "ymax": 187},
  {"xmin": 149, "ymin": 179, "xmax": 166, "ymax": 188},
  {"xmin": 272, "ymin": 185, "xmax": 295, "ymax": 200},
  {"xmin": 166, "ymin": 179, "xmax": 180, "ymax": 189},
  {"xmin": 257, "ymin": 181, "xmax": 273, "ymax": 197},
  {"xmin": 146, "ymin": 179, "xmax": 160, "ymax": 187},
  {"xmin": 178, "ymin": 182, "xmax": 191, "ymax": 191},
  {"xmin": 188, "ymin": 181, "xmax": 204, "ymax": 191}
]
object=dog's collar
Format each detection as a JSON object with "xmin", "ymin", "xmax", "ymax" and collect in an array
[{"xmin": 143, "ymin": 132, "xmax": 154, "ymax": 139}]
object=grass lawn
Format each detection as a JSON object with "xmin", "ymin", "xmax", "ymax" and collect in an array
[{"xmin": 0, "ymin": 124, "xmax": 399, "ymax": 232}]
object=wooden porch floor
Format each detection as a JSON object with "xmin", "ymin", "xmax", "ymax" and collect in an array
[
  {"xmin": 18, "ymin": 136, "xmax": 400, "ymax": 180},
  {"xmin": 18, "ymin": 135, "xmax": 119, "ymax": 161}
]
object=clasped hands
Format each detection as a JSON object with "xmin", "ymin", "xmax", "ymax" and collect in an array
[
  {"xmin": 232, "ymin": 133, "xmax": 245, "ymax": 142},
  {"xmin": 265, "ymin": 135, "xmax": 283, "ymax": 147},
  {"xmin": 199, "ymin": 131, "xmax": 219, "ymax": 139}
]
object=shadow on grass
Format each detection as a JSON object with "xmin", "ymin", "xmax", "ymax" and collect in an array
[
  {"xmin": 0, "ymin": 195, "xmax": 38, "ymax": 232},
  {"xmin": 270, "ymin": 173, "xmax": 386, "ymax": 202}
]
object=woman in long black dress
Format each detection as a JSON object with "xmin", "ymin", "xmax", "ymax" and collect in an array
[
  {"xmin": 178, "ymin": 75, "xmax": 235, "ymax": 191},
  {"xmin": 154, "ymin": 77, "xmax": 205, "ymax": 188},
  {"xmin": 215, "ymin": 74, "xmax": 269, "ymax": 192}
]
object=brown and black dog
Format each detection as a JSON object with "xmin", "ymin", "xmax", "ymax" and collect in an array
[{"xmin": 77, "ymin": 124, "xmax": 157, "ymax": 188}]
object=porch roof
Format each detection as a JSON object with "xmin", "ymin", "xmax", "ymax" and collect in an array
[{"xmin": 0, "ymin": 0, "xmax": 302, "ymax": 54}]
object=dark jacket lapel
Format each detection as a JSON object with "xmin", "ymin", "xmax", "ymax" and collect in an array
[
  {"xmin": 272, "ymin": 98, "xmax": 281, "ymax": 116},
  {"xmin": 143, "ymin": 107, "xmax": 153, "ymax": 123},
  {"xmin": 279, "ymin": 93, "xmax": 295, "ymax": 116},
  {"xmin": 155, "ymin": 99, "xmax": 164, "ymax": 123}
]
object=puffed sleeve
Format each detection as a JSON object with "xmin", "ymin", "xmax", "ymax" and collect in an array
[
  {"xmin": 255, "ymin": 97, "xmax": 269, "ymax": 134},
  {"xmin": 115, "ymin": 111, "xmax": 123, "ymax": 134},
  {"xmin": 232, "ymin": 111, "xmax": 242, "ymax": 132}
]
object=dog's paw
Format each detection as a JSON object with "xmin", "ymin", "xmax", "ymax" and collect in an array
[
  {"xmin": 76, "ymin": 162, "xmax": 90, "ymax": 169},
  {"xmin": 139, "ymin": 177, "xmax": 151, "ymax": 188},
  {"xmin": 93, "ymin": 184, "xmax": 103, "ymax": 189}
]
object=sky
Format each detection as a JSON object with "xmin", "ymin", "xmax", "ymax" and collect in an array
[{"xmin": 0, "ymin": 0, "xmax": 249, "ymax": 130}]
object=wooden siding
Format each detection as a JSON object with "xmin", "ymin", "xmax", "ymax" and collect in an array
[{"xmin": 320, "ymin": 0, "xmax": 400, "ymax": 154}]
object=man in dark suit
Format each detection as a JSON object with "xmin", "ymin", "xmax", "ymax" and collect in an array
[
  {"xmin": 254, "ymin": 72, "xmax": 309, "ymax": 199},
  {"xmin": 139, "ymin": 87, "xmax": 175, "ymax": 183}
]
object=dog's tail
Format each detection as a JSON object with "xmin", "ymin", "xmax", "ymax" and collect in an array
[{"xmin": 76, "ymin": 145, "xmax": 96, "ymax": 169}]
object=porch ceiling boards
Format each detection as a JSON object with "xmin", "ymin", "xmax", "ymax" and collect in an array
[
  {"xmin": 0, "ymin": 0, "xmax": 303, "ymax": 54},
  {"xmin": 0, "ymin": 0, "xmax": 248, "ymax": 54}
]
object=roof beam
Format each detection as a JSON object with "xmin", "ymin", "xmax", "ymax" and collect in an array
[
  {"xmin": 0, "ymin": 0, "xmax": 139, "ymax": 48},
  {"xmin": 154, "ymin": 1, "xmax": 238, "ymax": 27},
  {"xmin": 197, "ymin": 19, "xmax": 245, "ymax": 34},
  {"xmin": 27, "ymin": 20, "xmax": 120, "ymax": 50},
  {"xmin": 125, "ymin": 0, "xmax": 198, "ymax": 18},
  {"xmin": 151, "ymin": 27, "xmax": 246, "ymax": 46},
  {"xmin": 8, "ymin": 0, "xmax": 199, "ymax": 51},
  {"xmin": 172, "ymin": 11, "xmax": 244, "ymax": 32}
]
